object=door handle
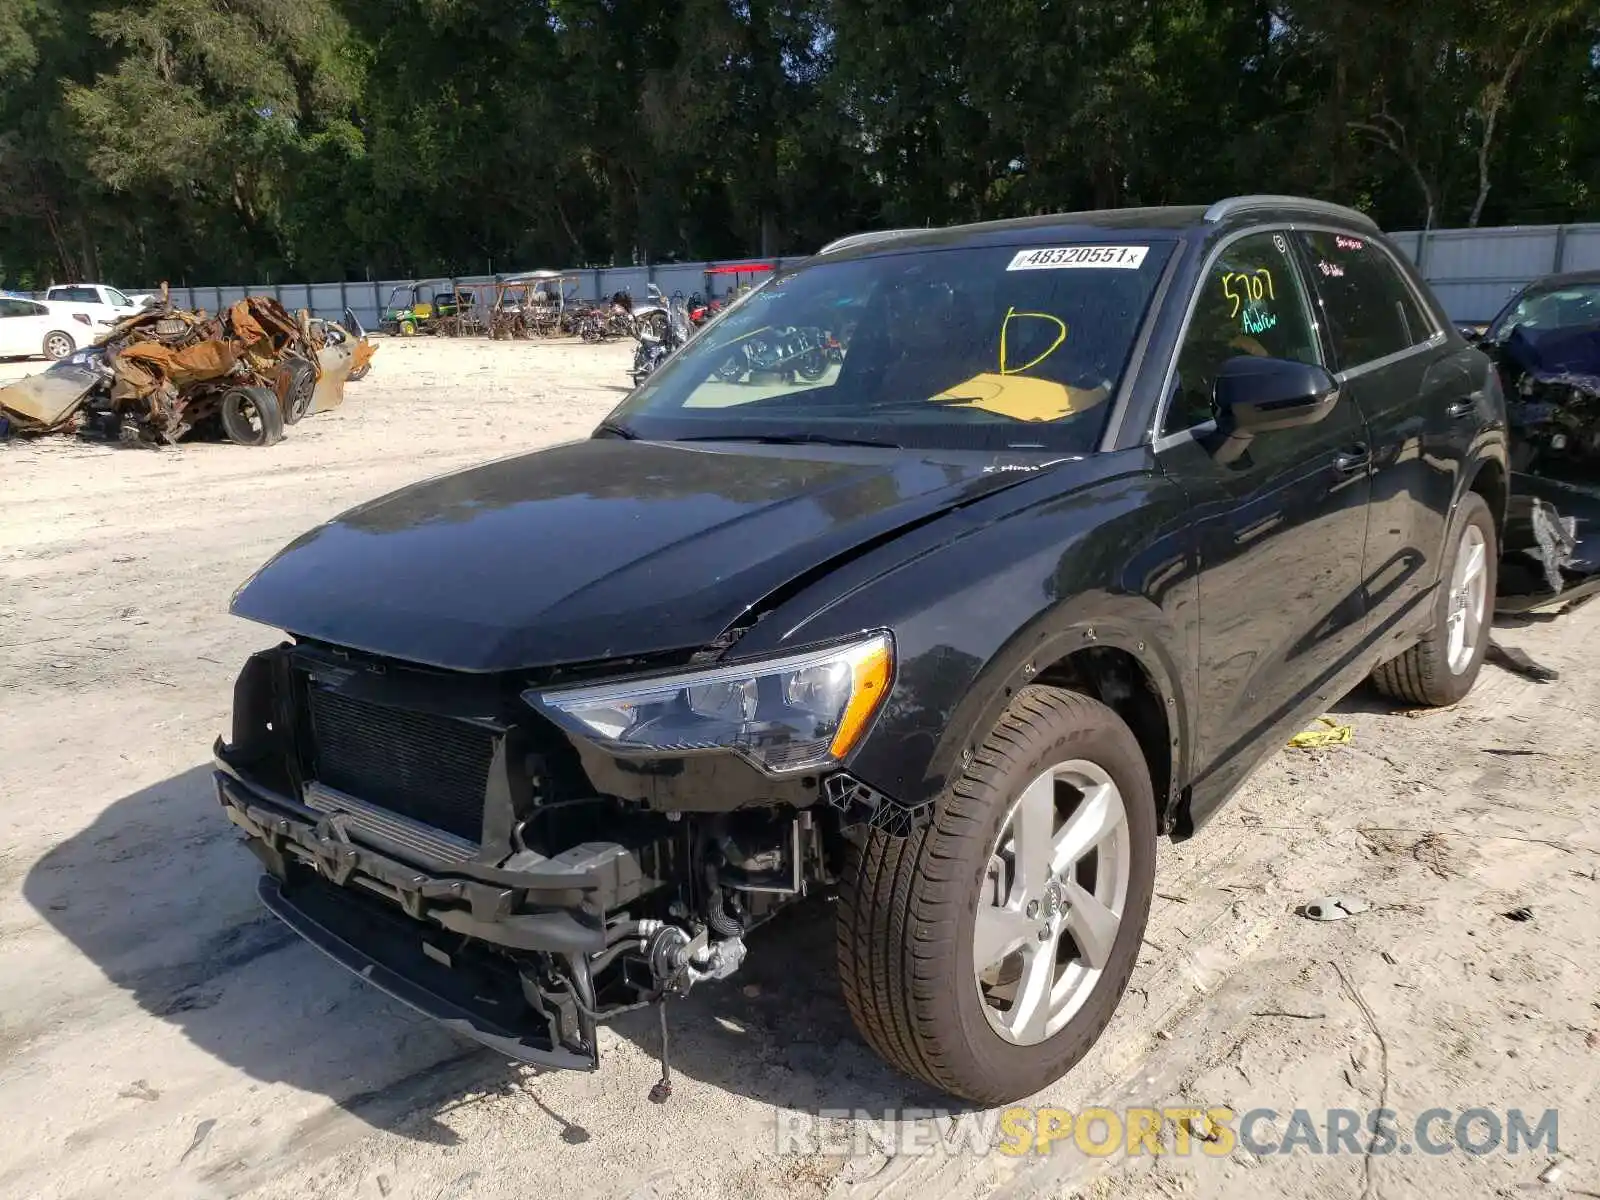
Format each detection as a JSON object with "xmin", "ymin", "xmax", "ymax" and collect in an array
[
  {"xmin": 1446, "ymin": 397, "xmax": 1476, "ymax": 420},
  {"xmin": 1333, "ymin": 445, "xmax": 1371, "ymax": 474}
]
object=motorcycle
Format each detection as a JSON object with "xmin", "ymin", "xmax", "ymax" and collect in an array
[
  {"xmin": 713, "ymin": 325, "xmax": 829, "ymax": 384},
  {"xmin": 629, "ymin": 295, "xmax": 692, "ymax": 385},
  {"xmin": 686, "ymin": 292, "xmax": 723, "ymax": 328},
  {"xmin": 579, "ymin": 293, "xmax": 638, "ymax": 343}
]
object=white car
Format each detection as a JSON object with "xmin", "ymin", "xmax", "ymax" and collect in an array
[
  {"xmin": 0, "ymin": 294, "xmax": 98, "ymax": 361},
  {"xmin": 43, "ymin": 283, "xmax": 147, "ymax": 326}
]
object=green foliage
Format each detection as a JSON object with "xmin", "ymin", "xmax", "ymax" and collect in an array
[{"xmin": 1, "ymin": 0, "xmax": 1597, "ymax": 287}]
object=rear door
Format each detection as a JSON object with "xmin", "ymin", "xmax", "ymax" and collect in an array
[
  {"xmin": 1154, "ymin": 228, "xmax": 1373, "ymax": 803},
  {"xmin": 1293, "ymin": 230, "xmax": 1459, "ymax": 650}
]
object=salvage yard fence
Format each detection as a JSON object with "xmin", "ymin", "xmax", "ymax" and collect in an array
[
  {"xmin": 1388, "ymin": 223, "xmax": 1600, "ymax": 323},
  {"xmin": 36, "ymin": 221, "xmax": 1600, "ymax": 330}
]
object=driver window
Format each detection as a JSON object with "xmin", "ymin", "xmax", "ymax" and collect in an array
[{"xmin": 1165, "ymin": 232, "xmax": 1322, "ymax": 434}]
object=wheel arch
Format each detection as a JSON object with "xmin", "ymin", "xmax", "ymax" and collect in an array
[
  {"xmin": 1034, "ymin": 645, "xmax": 1175, "ymax": 831},
  {"xmin": 1463, "ymin": 454, "xmax": 1508, "ymax": 548},
  {"xmin": 911, "ymin": 611, "xmax": 1192, "ymax": 838}
]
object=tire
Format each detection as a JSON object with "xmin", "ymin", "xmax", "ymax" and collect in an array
[
  {"xmin": 837, "ymin": 685, "xmax": 1157, "ymax": 1104},
  {"xmin": 399, "ymin": 319, "xmax": 417, "ymax": 337},
  {"xmin": 43, "ymin": 331, "xmax": 75, "ymax": 361},
  {"xmin": 277, "ymin": 359, "xmax": 316, "ymax": 425},
  {"xmin": 796, "ymin": 350, "xmax": 828, "ymax": 381},
  {"xmin": 1370, "ymin": 491, "xmax": 1496, "ymax": 707},
  {"xmin": 220, "ymin": 387, "xmax": 285, "ymax": 447}
]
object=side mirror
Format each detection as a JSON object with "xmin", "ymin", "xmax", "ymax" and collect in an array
[{"xmin": 1214, "ymin": 355, "xmax": 1340, "ymax": 435}]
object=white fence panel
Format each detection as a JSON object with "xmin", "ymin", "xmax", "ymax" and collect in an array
[
  {"xmin": 1393, "ymin": 222, "xmax": 1600, "ymax": 320},
  {"xmin": 1562, "ymin": 227, "xmax": 1600, "ymax": 272}
]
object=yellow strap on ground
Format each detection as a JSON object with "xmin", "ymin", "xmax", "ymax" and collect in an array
[{"xmin": 1287, "ymin": 715, "xmax": 1354, "ymax": 749}]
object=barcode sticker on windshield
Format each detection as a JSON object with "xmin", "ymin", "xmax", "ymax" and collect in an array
[{"xmin": 1006, "ymin": 245, "xmax": 1149, "ymax": 271}]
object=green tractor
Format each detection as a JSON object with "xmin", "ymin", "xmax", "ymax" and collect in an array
[{"xmin": 379, "ymin": 278, "xmax": 471, "ymax": 337}]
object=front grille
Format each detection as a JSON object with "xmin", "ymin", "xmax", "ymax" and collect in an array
[{"xmin": 306, "ymin": 687, "xmax": 495, "ymax": 843}]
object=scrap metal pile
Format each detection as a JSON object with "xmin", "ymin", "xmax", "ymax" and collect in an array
[{"xmin": 0, "ymin": 294, "xmax": 376, "ymax": 447}]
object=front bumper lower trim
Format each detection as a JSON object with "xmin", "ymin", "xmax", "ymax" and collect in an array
[{"xmin": 258, "ymin": 874, "xmax": 597, "ymax": 1071}]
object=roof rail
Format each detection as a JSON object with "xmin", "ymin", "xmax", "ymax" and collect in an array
[
  {"xmin": 816, "ymin": 228, "xmax": 924, "ymax": 256},
  {"xmin": 1203, "ymin": 195, "xmax": 1379, "ymax": 231}
]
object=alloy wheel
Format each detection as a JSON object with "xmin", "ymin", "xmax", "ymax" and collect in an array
[
  {"xmin": 974, "ymin": 759, "xmax": 1131, "ymax": 1046},
  {"xmin": 1446, "ymin": 524, "xmax": 1488, "ymax": 674}
]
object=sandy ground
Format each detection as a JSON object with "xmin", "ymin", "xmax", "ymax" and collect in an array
[{"xmin": 1, "ymin": 337, "xmax": 1597, "ymax": 1200}]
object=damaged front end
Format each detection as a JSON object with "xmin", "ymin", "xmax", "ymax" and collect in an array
[
  {"xmin": 213, "ymin": 638, "xmax": 908, "ymax": 1081},
  {"xmin": 1482, "ymin": 317, "xmax": 1600, "ymax": 612}
]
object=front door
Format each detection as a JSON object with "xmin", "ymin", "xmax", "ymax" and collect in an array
[{"xmin": 1155, "ymin": 229, "xmax": 1373, "ymax": 806}]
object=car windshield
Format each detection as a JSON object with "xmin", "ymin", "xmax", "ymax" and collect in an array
[
  {"xmin": 1488, "ymin": 281, "xmax": 1600, "ymax": 343},
  {"xmin": 603, "ymin": 239, "xmax": 1177, "ymax": 451}
]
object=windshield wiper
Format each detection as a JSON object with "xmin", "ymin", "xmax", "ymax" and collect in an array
[
  {"xmin": 859, "ymin": 396, "xmax": 1009, "ymax": 417},
  {"xmin": 593, "ymin": 419, "xmax": 637, "ymax": 440},
  {"xmin": 674, "ymin": 432, "xmax": 902, "ymax": 449}
]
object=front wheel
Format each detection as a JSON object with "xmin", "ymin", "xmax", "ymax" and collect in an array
[
  {"xmin": 837, "ymin": 686, "xmax": 1156, "ymax": 1103},
  {"xmin": 43, "ymin": 331, "xmax": 75, "ymax": 360},
  {"xmin": 399, "ymin": 319, "xmax": 417, "ymax": 337},
  {"xmin": 1370, "ymin": 491, "xmax": 1497, "ymax": 707}
]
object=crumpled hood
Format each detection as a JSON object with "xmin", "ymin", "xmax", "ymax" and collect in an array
[
  {"xmin": 231, "ymin": 437, "xmax": 1055, "ymax": 671},
  {"xmin": 1503, "ymin": 323, "xmax": 1600, "ymax": 394}
]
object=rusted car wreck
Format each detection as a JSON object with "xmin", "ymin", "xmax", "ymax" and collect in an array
[{"xmin": 0, "ymin": 295, "xmax": 376, "ymax": 446}]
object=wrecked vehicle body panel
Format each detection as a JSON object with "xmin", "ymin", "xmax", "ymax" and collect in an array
[{"xmin": 0, "ymin": 364, "xmax": 105, "ymax": 432}]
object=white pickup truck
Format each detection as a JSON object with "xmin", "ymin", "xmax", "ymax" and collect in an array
[{"xmin": 43, "ymin": 283, "xmax": 153, "ymax": 326}]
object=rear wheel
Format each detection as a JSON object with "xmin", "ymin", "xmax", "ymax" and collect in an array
[
  {"xmin": 43, "ymin": 331, "xmax": 75, "ymax": 360},
  {"xmin": 837, "ymin": 686, "xmax": 1156, "ymax": 1103},
  {"xmin": 1370, "ymin": 491, "xmax": 1496, "ymax": 707},
  {"xmin": 220, "ymin": 387, "xmax": 285, "ymax": 447}
]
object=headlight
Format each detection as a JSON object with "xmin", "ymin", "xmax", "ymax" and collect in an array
[{"xmin": 525, "ymin": 632, "xmax": 893, "ymax": 775}]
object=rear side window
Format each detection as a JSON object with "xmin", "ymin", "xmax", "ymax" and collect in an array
[
  {"xmin": 0, "ymin": 298, "xmax": 28, "ymax": 318},
  {"xmin": 1296, "ymin": 232, "xmax": 1435, "ymax": 368}
]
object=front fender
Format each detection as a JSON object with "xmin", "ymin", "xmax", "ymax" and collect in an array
[
  {"xmin": 732, "ymin": 450, "xmax": 1200, "ymax": 819},
  {"xmin": 921, "ymin": 604, "xmax": 1192, "ymax": 825}
]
